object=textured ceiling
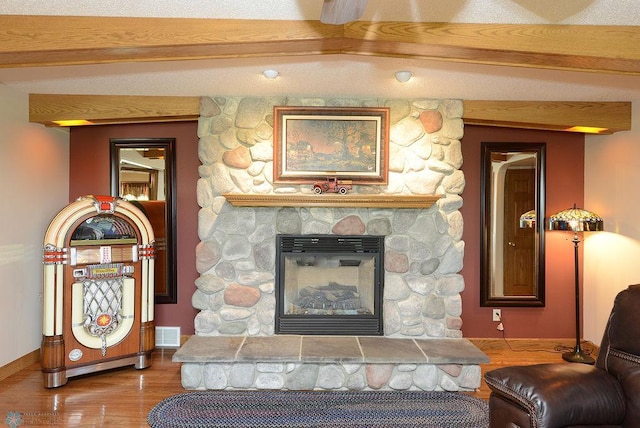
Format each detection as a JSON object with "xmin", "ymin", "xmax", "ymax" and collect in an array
[
  {"xmin": 3, "ymin": 0, "xmax": 640, "ymax": 24},
  {"xmin": 1, "ymin": 0, "xmax": 640, "ymax": 101}
]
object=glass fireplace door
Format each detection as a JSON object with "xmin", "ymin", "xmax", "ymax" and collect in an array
[{"xmin": 275, "ymin": 235, "xmax": 384, "ymax": 335}]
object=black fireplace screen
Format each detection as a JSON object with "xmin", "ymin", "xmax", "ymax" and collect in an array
[{"xmin": 275, "ymin": 235, "xmax": 384, "ymax": 335}]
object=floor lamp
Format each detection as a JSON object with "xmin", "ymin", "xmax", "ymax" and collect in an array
[{"xmin": 548, "ymin": 204, "xmax": 603, "ymax": 364}]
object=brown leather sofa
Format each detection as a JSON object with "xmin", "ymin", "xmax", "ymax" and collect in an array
[{"xmin": 484, "ymin": 284, "xmax": 640, "ymax": 428}]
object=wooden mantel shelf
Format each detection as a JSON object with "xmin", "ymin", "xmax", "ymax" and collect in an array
[{"xmin": 222, "ymin": 193, "xmax": 441, "ymax": 209}]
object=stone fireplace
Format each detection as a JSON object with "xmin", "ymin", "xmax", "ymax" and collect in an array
[
  {"xmin": 173, "ymin": 96, "xmax": 487, "ymax": 392},
  {"xmin": 192, "ymin": 96, "xmax": 466, "ymax": 339}
]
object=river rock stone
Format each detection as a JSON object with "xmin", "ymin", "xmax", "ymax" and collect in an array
[
  {"xmin": 385, "ymin": 251, "xmax": 409, "ymax": 273},
  {"xmin": 332, "ymin": 215, "xmax": 365, "ymax": 235},
  {"xmin": 200, "ymin": 97, "xmax": 221, "ymax": 117},
  {"xmin": 229, "ymin": 363, "xmax": 255, "ymax": 388},
  {"xmin": 419, "ymin": 110, "xmax": 443, "ymax": 133},
  {"xmin": 236, "ymin": 98, "xmax": 268, "ymax": 129},
  {"xmin": 366, "ymin": 364, "xmax": 394, "ymax": 389},
  {"xmin": 224, "ymin": 283, "xmax": 261, "ymax": 307},
  {"xmin": 195, "ymin": 240, "xmax": 221, "ymax": 273},
  {"xmin": 204, "ymin": 364, "xmax": 228, "ymax": 390},
  {"xmin": 222, "ymin": 145, "xmax": 252, "ymax": 169}
]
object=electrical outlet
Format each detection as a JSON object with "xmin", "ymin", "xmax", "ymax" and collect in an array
[{"xmin": 492, "ymin": 309, "xmax": 501, "ymax": 322}]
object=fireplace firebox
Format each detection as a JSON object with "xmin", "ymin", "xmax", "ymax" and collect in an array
[{"xmin": 275, "ymin": 235, "xmax": 384, "ymax": 335}]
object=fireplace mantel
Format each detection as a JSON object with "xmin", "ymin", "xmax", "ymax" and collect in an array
[{"xmin": 223, "ymin": 193, "xmax": 441, "ymax": 209}]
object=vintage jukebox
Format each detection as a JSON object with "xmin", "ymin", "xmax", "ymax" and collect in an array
[{"xmin": 41, "ymin": 195, "xmax": 156, "ymax": 388}]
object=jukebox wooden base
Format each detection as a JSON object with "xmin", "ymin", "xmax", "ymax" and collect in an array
[
  {"xmin": 41, "ymin": 196, "xmax": 156, "ymax": 388},
  {"xmin": 40, "ymin": 321, "xmax": 155, "ymax": 388}
]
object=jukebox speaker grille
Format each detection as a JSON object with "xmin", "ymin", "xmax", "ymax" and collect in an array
[{"xmin": 82, "ymin": 264, "xmax": 126, "ymax": 356}]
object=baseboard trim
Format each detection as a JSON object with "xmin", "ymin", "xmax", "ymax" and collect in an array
[{"xmin": 0, "ymin": 349, "xmax": 40, "ymax": 382}]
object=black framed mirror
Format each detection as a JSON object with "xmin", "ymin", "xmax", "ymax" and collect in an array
[
  {"xmin": 110, "ymin": 138, "xmax": 177, "ymax": 304},
  {"xmin": 481, "ymin": 142, "xmax": 545, "ymax": 307}
]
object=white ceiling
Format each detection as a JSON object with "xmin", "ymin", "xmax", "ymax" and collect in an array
[{"xmin": 1, "ymin": 0, "xmax": 640, "ymax": 101}]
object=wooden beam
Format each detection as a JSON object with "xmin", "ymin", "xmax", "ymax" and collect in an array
[
  {"xmin": 0, "ymin": 16, "xmax": 343, "ymax": 67},
  {"xmin": 344, "ymin": 22, "xmax": 640, "ymax": 75},
  {"xmin": 28, "ymin": 94, "xmax": 632, "ymax": 134},
  {"xmin": 462, "ymin": 100, "xmax": 631, "ymax": 134},
  {"xmin": 29, "ymin": 94, "xmax": 200, "ymax": 126},
  {"xmin": 1, "ymin": 16, "xmax": 639, "ymax": 75}
]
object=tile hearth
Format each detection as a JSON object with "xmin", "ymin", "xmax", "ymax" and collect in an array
[{"xmin": 174, "ymin": 335, "xmax": 488, "ymax": 391}]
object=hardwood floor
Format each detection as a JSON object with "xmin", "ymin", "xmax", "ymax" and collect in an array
[
  {"xmin": 0, "ymin": 338, "xmax": 589, "ymax": 426},
  {"xmin": 0, "ymin": 349, "xmax": 184, "ymax": 427},
  {"xmin": 469, "ymin": 338, "xmax": 591, "ymax": 400}
]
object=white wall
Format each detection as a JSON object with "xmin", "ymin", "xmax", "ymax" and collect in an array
[
  {"xmin": 584, "ymin": 101, "xmax": 640, "ymax": 343},
  {"xmin": 0, "ymin": 85, "xmax": 69, "ymax": 367}
]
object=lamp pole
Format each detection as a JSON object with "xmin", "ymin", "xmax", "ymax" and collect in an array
[{"xmin": 562, "ymin": 232, "xmax": 595, "ymax": 364}]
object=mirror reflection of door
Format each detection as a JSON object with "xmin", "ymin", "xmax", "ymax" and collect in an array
[
  {"xmin": 110, "ymin": 139, "xmax": 177, "ymax": 304},
  {"xmin": 503, "ymin": 167, "xmax": 535, "ymax": 295},
  {"xmin": 491, "ymin": 153, "xmax": 536, "ymax": 298}
]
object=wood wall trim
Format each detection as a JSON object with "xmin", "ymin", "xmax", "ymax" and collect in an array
[
  {"xmin": 462, "ymin": 100, "xmax": 632, "ymax": 134},
  {"xmin": 29, "ymin": 94, "xmax": 200, "ymax": 126},
  {"xmin": 29, "ymin": 94, "xmax": 631, "ymax": 134},
  {"xmin": 1, "ymin": 16, "xmax": 639, "ymax": 75}
]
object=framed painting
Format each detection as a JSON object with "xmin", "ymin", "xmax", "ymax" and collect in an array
[{"xmin": 273, "ymin": 106, "xmax": 390, "ymax": 184}]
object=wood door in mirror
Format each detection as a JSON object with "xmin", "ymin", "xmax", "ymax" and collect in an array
[
  {"xmin": 110, "ymin": 138, "xmax": 177, "ymax": 304},
  {"xmin": 481, "ymin": 142, "xmax": 545, "ymax": 307}
]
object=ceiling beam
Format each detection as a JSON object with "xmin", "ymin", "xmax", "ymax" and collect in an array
[
  {"xmin": 29, "ymin": 94, "xmax": 631, "ymax": 134},
  {"xmin": 462, "ymin": 100, "xmax": 631, "ymax": 134},
  {"xmin": 1, "ymin": 16, "xmax": 639, "ymax": 75},
  {"xmin": 344, "ymin": 22, "xmax": 640, "ymax": 75},
  {"xmin": 29, "ymin": 94, "xmax": 200, "ymax": 126}
]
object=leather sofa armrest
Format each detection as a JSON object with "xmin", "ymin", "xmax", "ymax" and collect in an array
[{"xmin": 484, "ymin": 363, "xmax": 626, "ymax": 428}]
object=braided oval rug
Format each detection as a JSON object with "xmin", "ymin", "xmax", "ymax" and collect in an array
[{"xmin": 148, "ymin": 390, "xmax": 489, "ymax": 428}]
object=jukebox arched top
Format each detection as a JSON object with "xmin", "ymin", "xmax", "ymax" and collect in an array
[{"xmin": 44, "ymin": 195, "xmax": 154, "ymax": 251}]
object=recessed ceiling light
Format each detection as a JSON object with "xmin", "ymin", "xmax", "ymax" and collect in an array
[
  {"xmin": 262, "ymin": 69, "xmax": 279, "ymax": 79},
  {"xmin": 395, "ymin": 71, "xmax": 413, "ymax": 83}
]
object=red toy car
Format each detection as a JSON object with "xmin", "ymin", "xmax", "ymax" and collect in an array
[{"xmin": 313, "ymin": 177, "xmax": 352, "ymax": 194}]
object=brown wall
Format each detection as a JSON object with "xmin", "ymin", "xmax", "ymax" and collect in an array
[
  {"xmin": 69, "ymin": 122, "xmax": 199, "ymax": 334},
  {"xmin": 461, "ymin": 125, "xmax": 585, "ymax": 338}
]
